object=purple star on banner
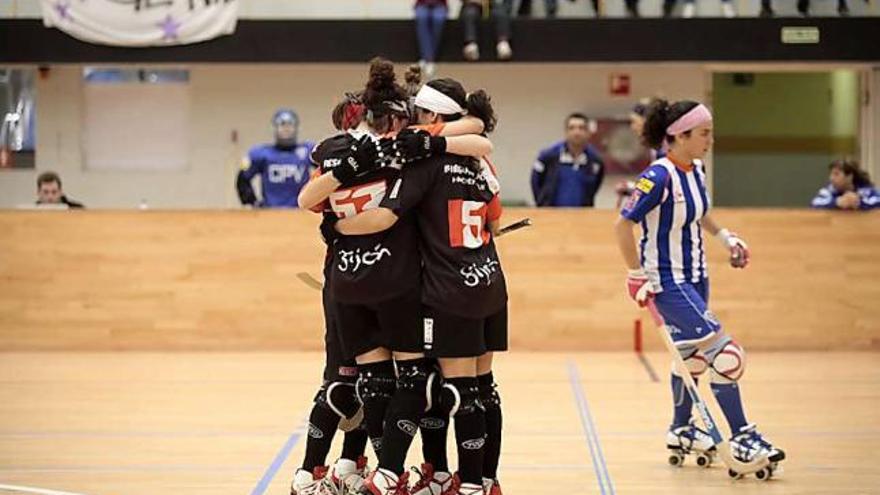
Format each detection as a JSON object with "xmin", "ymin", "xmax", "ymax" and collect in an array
[
  {"xmin": 54, "ymin": 1, "xmax": 71, "ymax": 20},
  {"xmin": 157, "ymin": 14, "xmax": 182, "ymax": 41}
]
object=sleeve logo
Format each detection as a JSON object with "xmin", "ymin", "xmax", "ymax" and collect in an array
[{"xmin": 636, "ymin": 177, "xmax": 655, "ymax": 194}]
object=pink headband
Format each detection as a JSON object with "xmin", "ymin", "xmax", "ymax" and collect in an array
[{"xmin": 666, "ymin": 104, "xmax": 712, "ymax": 136}]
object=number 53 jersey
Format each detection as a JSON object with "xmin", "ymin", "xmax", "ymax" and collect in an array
[
  {"xmin": 312, "ymin": 131, "xmax": 422, "ymax": 305},
  {"xmin": 381, "ymin": 153, "xmax": 508, "ymax": 319}
]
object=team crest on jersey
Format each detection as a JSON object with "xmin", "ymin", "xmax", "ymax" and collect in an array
[{"xmin": 636, "ymin": 177, "xmax": 655, "ymax": 194}]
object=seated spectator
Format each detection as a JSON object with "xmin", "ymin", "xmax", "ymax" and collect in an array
[
  {"xmin": 236, "ymin": 108, "xmax": 315, "ymax": 208},
  {"xmin": 461, "ymin": 0, "xmax": 512, "ymax": 62},
  {"xmin": 531, "ymin": 113, "xmax": 604, "ymax": 207},
  {"xmin": 797, "ymin": 0, "xmax": 852, "ymax": 16},
  {"xmin": 35, "ymin": 171, "xmax": 84, "ymax": 208},
  {"xmin": 517, "ymin": 0, "xmax": 559, "ymax": 18},
  {"xmin": 414, "ymin": 0, "xmax": 447, "ymax": 78},
  {"xmin": 811, "ymin": 158, "xmax": 879, "ymax": 210},
  {"xmin": 663, "ymin": 0, "xmax": 736, "ymax": 18}
]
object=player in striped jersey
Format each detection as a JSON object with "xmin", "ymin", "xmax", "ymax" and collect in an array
[{"xmin": 614, "ymin": 99, "xmax": 785, "ymax": 469}]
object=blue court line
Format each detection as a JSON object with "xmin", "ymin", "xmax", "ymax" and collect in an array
[
  {"xmin": 567, "ymin": 360, "xmax": 616, "ymax": 495},
  {"xmin": 249, "ymin": 423, "xmax": 305, "ymax": 495}
]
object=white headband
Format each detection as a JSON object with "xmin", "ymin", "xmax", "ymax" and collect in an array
[{"xmin": 414, "ymin": 85, "xmax": 465, "ymax": 115}]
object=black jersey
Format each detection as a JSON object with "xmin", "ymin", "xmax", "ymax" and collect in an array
[
  {"xmin": 311, "ymin": 131, "xmax": 421, "ymax": 304},
  {"xmin": 381, "ymin": 154, "xmax": 507, "ymax": 319}
]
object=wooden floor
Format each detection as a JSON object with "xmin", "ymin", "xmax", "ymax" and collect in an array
[{"xmin": 1, "ymin": 352, "xmax": 879, "ymax": 495}]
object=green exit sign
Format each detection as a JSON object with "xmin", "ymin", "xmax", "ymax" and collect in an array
[{"xmin": 781, "ymin": 27, "xmax": 820, "ymax": 44}]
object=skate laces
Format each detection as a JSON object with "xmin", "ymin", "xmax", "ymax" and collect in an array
[
  {"xmin": 410, "ymin": 463, "xmax": 436, "ymax": 490},
  {"xmin": 292, "ymin": 467, "xmax": 329, "ymax": 495}
]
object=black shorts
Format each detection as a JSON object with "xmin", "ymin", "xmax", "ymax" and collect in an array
[
  {"xmin": 334, "ymin": 290, "xmax": 424, "ymax": 360},
  {"xmin": 423, "ymin": 304, "xmax": 508, "ymax": 358},
  {"xmin": 322, "ymin": 288, "xmax": 357, "ymax": 383}
]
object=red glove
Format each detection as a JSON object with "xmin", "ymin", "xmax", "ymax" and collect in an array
[{"xmin": 626, "ymin": 269, "xmax": 655, "ymax": 307}]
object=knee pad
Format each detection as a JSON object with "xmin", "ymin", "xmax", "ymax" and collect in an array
[
  {"xmin": 355, "ymin": 366, "xmax": 396, "ymax": 406},
  {"xmin": 440, "ymin": 381, "xmax": 483, "ymax": 418},
  {"xmin": 315, "ymin": 381, "xmax": 364, "ymax": 432},
  {"xmin": 706, "ymin": 337, "xmax": 746, "ymax": 383},
  {"xmin": 672, "ymin": 345, "xmax": 709, "ymax": 378},
  {"xmin": 395, "ymin": 359, "xmax": 438, "ymax": 413}
]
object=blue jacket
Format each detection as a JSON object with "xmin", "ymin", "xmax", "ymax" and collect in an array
[
  {"xmin": 241, "ymin": 142, "xmax": 315, "ymax": 208},
  {"xmin": 811, "ymin": 184, "xmax": 879, "ymax": 210},
  {"xmin": 531, "ymin": 141, "xmax": 604, "ymax": 207}
]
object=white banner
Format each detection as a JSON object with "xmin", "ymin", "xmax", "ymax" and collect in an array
[{"xmin": 41, "ymin": 0, "xmax": 238, "ymax": 47}]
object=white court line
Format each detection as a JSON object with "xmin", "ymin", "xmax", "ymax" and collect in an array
[{"xmin": 0, "ymin": 484, "xmax": 89, "ymax": 495}]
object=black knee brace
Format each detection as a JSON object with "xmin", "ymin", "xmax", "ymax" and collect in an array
[
  {"xmin": 356, "ymin": 366, "xmax": 396, "ymax": 406},
  {"xmin": 396, "ymin": 359, "xmax": 437, "ymax": 413},
  {"xmin": 478, "ymin": 375, "xmax": 501, "ymax": 411},
  {"xmin": 440, "ymin": 380, "xmax": 484, "ymax": 417},
  {"xmin": 314, "ymin": 380, "xmax": 361, "ymax": 420}
]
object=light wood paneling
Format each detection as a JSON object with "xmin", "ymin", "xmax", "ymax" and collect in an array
[{"xmin": 0, "ymin": 209, "xmax": 877, "ymax": 351}]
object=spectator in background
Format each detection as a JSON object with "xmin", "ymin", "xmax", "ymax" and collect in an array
[
  {"xmin": 35, "ymin": 171, "xmax": 84, "ymax": 208},
  {"xmin": 236, "ymin": 109, "xmax": 315, "ymax": 208},
  {"xmin": 517, "ymin": 0, "xmax": 559, "ymax": 18},
  {"xmin": 531, "ymin": 113, "xmax": 605, "ymax": 207},
  {"xmin": 811, "ymin": 158, "xmax": 879, "ymax": 210},
  {"xmin": 414, "ymin": 0, "xmax": 447, "ymax": 78},
  {"xmin": 797, "ymin": 0, "xmax": 854, "ymax": 16},
  {"xmin": 616, "ymin": 98, "xmax": 665, "ymax": 207},
  {"xmin": 663, "ymin": 0, "xmax": 736, "ymax": 18},
  {"xmin": 461, "ymin": 0, "xmax": 513, "ymax": 62}
]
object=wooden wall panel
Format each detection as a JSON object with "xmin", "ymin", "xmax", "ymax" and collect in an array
[{"xmin": 0, "ymin": 209, "xmax": 877, "ymax": 351}]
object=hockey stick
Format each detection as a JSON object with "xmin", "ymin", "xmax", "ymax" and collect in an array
[
  {"xmin": 296, "ymin": 272, "xmax": 324, "ymax": 291},
  {"xmin": 645, "ymin": 300, "xmax": 770, "ymax": 476},
  {"xmin": 497, "ymin": 218, "xmax": 532, "ymax": 237}
]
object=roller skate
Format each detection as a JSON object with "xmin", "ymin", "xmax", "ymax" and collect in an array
[
  {"xmin": 410, "ymin": 463, "xmax": 453, "ymax": 495},
  {"xmin": 437, "ymin": 474, "xmax": 481, "ymax": 495},
  {"xmin": 330, "ymin": 456, "xmax": 369, "ymax": 494},
  {"xmin": 364, "ymin": 468, "xmax": 410, "ymax": 495},
  {"xmin": 482, "ymin": 477, "xmax": 503, "ymax": 495},
  {"xmin": 728, "ymin": 423, "xmax": 785, "ymax": 481},
  {"xmin": 666, "ymin": 421, "xmax": 717, "ymax": 468},
  {"xmin": 291, "ymin": 466, "xmax": 338, "ymax": 495}
]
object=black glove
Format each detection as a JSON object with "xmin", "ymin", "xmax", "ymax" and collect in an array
[
  {"xmin": 319, "ymin": 212, "xmax": 341, "ymax": 246},
  {"xmin": 235, "ymin": 170, "xmax": 259, "ymax": 206},
  {"xmin": 331, "ymin": 134, "xmax": 384, "ymax": 185},
  {"xmin": 391, "ymin": 128, "xmax": 446, "ymax": 164}
]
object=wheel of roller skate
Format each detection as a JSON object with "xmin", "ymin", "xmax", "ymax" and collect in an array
[
  {"xmin": 668, "ymin": 453, "xmax": 684, "ymax": 466},
  {"xmin": 696, "ymin": 454, "xmax": 711, "ymax": 467},
  {"xmin": 755, "ymin": 467, "xmax": 772, "ymax": 481},
  {"xmin": 728, "ymin": 469, "xmax": 741, "ymax": 479}
]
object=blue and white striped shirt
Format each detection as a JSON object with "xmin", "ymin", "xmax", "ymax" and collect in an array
[{"xmin": 620, "ymin": 158, "xmax": 711, "ymax": 291}]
